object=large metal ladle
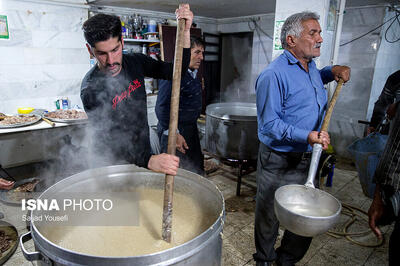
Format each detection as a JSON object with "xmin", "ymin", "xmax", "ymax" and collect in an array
[{"xmin": 274, "ymin": 79, "xmax": 344, "ymax": 237}]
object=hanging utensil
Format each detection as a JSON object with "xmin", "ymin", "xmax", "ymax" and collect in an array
[{"xmin": 31, "ymin": 109, "xmax": 55, "ymax": 127}]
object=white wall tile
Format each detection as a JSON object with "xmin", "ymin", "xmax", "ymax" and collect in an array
[
  {"xmin": 23, "ymin": 47, "xmax": 59, "ymax": 65},
  {"xmin": 32, "ymin": 31, "xmax": 85, "ymax": 48},
  {"xmin": 0, "ymin": 29, "xmax": 33, "ymax": 47},
  {"xmin": 1, "ymin": 47, "xmax": 26, "ymax": 64},
  {"xmin": 367, "ymin": 8, "xmax": 400, "ymax": 120},
  {"xmin": 0, "ymin": 0, "xmax": 88, "ymax": 114}
]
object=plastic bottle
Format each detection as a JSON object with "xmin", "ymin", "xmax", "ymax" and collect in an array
[{"xmin": 148, "ymin": 20, "xmax": 157, "ymax": 33}]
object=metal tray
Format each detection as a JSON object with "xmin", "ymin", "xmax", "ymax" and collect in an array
[
  {"xmin": 0, "ymin": 114, "xmax": 41, "ymax": 129},
  {"xmin": 44, "ymin": 116, "xmax": 88, "ymax": 123},
  {"xmin": 44, "ymin": 111, "xmax": 88, "ymax": 123},
  {"xmin": 0, "ymin": 220, "xmax": 18, "ymax": 265},
  {"xmin": 0, "ymin": 177, "xmax": 42, "ymax": 206}
]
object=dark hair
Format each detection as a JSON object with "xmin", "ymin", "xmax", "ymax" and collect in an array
[
  {"xmin": 190, "ymin": 36, "xmax": 205, "ymax": 49},
  {"xmin": 83, "ymin": 13, "xmax": 122, "ymax": 47}
]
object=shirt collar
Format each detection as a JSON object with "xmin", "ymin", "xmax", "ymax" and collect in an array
[
  {"xmin": 188, "ymin": 68, "xmax": 198, "ymax": 79},
  {"xmin": 283, "ymin": 49, "xmax": 316, "ymax": 71},
  {"xmin": 283, "ymin": 50, "xmax": 299, "ymax": 65}
]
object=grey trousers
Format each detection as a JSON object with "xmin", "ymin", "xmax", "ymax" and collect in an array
[{"xmin": 253, "ymin": 143, "xmax": 313, "ymax": 265}]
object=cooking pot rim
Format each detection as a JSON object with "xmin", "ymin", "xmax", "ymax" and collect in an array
[
  {"xmin": 31, "ymin": 214, "xmax": 225, "ymax": 260},
  {"xmin": 30, "ymin": 165, "xmax": 225, "ymax": 260}
]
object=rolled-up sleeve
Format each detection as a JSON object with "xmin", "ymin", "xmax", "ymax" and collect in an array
[
  {"xmin": 319, "ymin": 66, "xmax": 334, "ymax": 84},
  {"xmin": 256, "ymin": 70, "xmax": 310, "ymax": 144}
]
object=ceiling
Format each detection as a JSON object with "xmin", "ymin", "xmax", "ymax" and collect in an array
[{"xmin": 88, "ymin": 0, "xmax": 398, "ymax": 19}]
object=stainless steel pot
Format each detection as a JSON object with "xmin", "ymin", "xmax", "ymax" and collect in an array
[
  {"xmin": 205, "ymin": 102, "xmax": 259, "ymax": 160},
  {"xmin": 20, "ymin": 165, "xmax": 225, "ymax": 265}
]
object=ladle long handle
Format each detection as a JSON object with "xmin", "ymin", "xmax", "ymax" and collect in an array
[
  {"xmin": 321, "ymin": 79, "xmax": 344, "ymax": 132},
  {"xmin": 305, "ymin": 79, "xmax": 344, "ymax": 188},
  {"xmin": 42, "ymin": 117, "xmax": 55, "ymax": 127},
  {"xmin": 162, "ymin": 17, "xmax": 185, "ymax": 243}
]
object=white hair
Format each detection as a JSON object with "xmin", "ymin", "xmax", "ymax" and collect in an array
[{"xmin": 280, "ymin": 12, "xmax": 320, "ymax": 49}]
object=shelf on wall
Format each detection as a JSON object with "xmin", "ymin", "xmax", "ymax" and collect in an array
[{"xmin": 124, "ymin": 38, "xmax": 160, "ymax": 43}]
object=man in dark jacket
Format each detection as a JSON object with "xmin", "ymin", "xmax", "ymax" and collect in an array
[
  {"xmin": 368, "ymin": 70, "xmax": 400, "ymax": 134},
  {"xmin": 80, "ymin": 5, "xmax": 193, "ymax": 176},
  {"xmin": 368, "ymin": 101, "xmax": 400, "ymax": 266},
  {"xmin": 155, "ymin": 36, "xmax": 205, "ymax": 175}
]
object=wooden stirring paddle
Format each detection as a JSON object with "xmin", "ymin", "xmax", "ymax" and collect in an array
[{"xmin": 161, "ymin": 15, "xmax": 186, "ymax": 242}]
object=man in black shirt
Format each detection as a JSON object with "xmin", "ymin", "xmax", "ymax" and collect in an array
[{"xmin": 80, "ymin": 5, "xmax": 193, "ymax": 175}]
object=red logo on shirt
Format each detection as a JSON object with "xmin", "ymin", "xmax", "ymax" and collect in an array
[{"xmin": 112, "ymin": 79, "xmax": 141, "ymax": 109}]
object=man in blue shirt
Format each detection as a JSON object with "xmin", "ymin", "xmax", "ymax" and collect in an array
[
  {"xmin": 155, "ymin": 36, "xmax": 205, "ymax": 175},
  {"xmin": 253, "ymin": 12, "xmax": 350, "ymax": 266}
]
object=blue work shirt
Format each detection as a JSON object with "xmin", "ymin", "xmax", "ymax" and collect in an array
[{"xmin": 256, "ymin": 50, "xmax": 334, "ymax": 152}]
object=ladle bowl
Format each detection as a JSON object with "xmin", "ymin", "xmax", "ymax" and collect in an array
[{"xmin": 274, "ymin": 184, "xmax": 342, "ymax": 237}]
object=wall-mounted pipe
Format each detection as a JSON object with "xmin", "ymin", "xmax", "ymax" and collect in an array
[
  {"xmin": 328, "ymin": 0, "xmax": 346, "ymax": 100},
  {"xmin": 14, "ymin": 0, "xmax": 89, "ymax": 9}
]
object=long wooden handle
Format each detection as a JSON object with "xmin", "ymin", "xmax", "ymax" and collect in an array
[
  {"xmin": 162, "ymin": 18, "xmax": 185, "ymax": 243},
  {"xmin": 158, "ymin": 23, "xmax": 165, "ymax": 61},
  {"xmin": 321, "ymin": 79, "xmax": 344, "ymax": 132}
]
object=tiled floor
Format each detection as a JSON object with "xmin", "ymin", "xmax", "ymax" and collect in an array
[
  {"xmin": 205, "ymin": 159, "xmax": 393, "ymax": 266},
  {"xmin": 1, "ymin": 159, "xmax": 393, "ymax": 266}
]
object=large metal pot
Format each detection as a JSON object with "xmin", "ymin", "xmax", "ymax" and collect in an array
[
  {"xmin": 205, "ymin": 102, "xmax": 259, "ymax": 160},
  {"xmin": 20, "ymin": 165, "xmax": 225, "ymax": 265}
]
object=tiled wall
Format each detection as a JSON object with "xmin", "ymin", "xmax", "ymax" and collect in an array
[
  {"xmin": 0, "ymin": 0, "xmax": 89, "ymax": 114},
  {"xmin": 367, "ymin": 8, "xmax": 400, "ymax": 120},
  {"xmin": 218, "ymin": 14, "xmax": 275, "ymax": 97},
  {"xmin": 1, "ymin": 1, "xmax": 398, "ymax": 159},
  {"xmin": 215, "ymin": 5, "xmax": 399, "ymax": 158},
  {"xmin": 332, "ymin": 6, "xmax": 387, "ymax": 157}
]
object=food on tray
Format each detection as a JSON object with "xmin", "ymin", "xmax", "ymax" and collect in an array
[
  {"xmin": 0, "ymin": 230, "xmax": 13, "ymax": 255},
  {"xmin": 0, "ymin": 115, "xmax": 37, "ymax": 125},
  {"xmin": 45, "ymin": 109, "xmax": 88, "ymax": 120},
  {"xmin": 13, "ymin": 179, "xmax": 40, "ymax": 192},
  {"xmin": 4, "ymin": 179, "xmax": 40, "ymax": 203}
]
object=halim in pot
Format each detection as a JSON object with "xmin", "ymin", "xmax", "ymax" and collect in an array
[
  {"xmin": 20, "ymin": 165, "xmax": 225, "ymax": 266},
  {"xmin": 205, "ymin": 102, "xmax": 259, "ymax": 161}
]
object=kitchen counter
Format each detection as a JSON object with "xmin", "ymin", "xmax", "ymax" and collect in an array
[
  {"xmin": 0, "ymin": 120, "xmax": 87, "ymax": 135},
  {"xmin": 0, "ymin": 121, "xmax": 88, "ymax": 168},
  {"xmin": 1, "ymin": 95, "xmax": 157, "ymax": 168}
]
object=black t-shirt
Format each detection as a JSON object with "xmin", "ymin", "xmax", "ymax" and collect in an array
[{"xmin": 81, "ymin": 49, "xmax": 190, "ymax": 167}]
